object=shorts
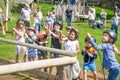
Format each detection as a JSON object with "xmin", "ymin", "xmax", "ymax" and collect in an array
[
  {"xmin": 101, "ymin": 17, "xmax": 106, "ymax": 21},
  {"xmin": 24, "ymin": 20, "xmax": 30, "ymax": 27},
  {"xmin": 37, "ymin": 50, "xmax": 47, "ymax": 57},
  {"xmin": 28, "ymin": 49, "xmax": 37, "ymax": 58},
  {"xmin": 83, "ymin": 62, "xmax": 96, "ymax": 72},
  {"xmin": 50, "ymin": 53, "xmax": 59, "ymax": 58}
]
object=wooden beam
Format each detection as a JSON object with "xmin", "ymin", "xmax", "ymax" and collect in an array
[
  {"xmin": 0, "ymin": 57, "xmax": 76, "ymax": 75},
  {"xmin": 0, "ymin": 58, "xmax": 56, "ymax": 80},
  {"xmin": 0, "ymin": 38, "xmax": 74, "ymax": 57}
]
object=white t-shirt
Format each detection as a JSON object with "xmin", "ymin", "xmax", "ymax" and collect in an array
[
  {"xmin": 37, "ymin": 11, "xmax": 43, "ymax": 22},
  {"xmin": 64, "ymin": 39, "xmax": 79, "ymax": 53},
  {"xmin": 21, "ymin": 8, "xmax": 31, "ymax": 21}
]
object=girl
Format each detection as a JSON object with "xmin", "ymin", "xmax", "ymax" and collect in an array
[
  {"xmin": 100, "ymin": 9, "xmax": 107, "ymax": 27},
  {"xmin": 34, "ymin": 12, "xmax": 40, "ymax": 35},
  {"xmin": 87, "ymin": 30, "xmax": 120, "ymax": 80},
  {"xmin": 63, "ymin": 28, "xmax": 80, "ymax": 80},
  {"xmin": 12, "ymin": 19, "xmax": 27, "ymax": 63},
  {"xmin": 46, "ymin": 11, "xmax": 53, "ymax": 30},
  {"xmin": 81, "ymin": 37, "xmax": 97, "ymax": 80}
]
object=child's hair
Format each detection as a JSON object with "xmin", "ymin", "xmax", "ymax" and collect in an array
[
  {"xmin": 53, "ymin": 20, "xmax": 63, "ymax": 30},
  {"xmin": 16, "ymin": 19, "xmax": 24, "ymax": 25},
  {"xmin": 38, "ymin": 31, "xmax": 47, "ymax": 39},
  {"xmin": 34, "ymin": 12, "xmax": 38, "ymax": 17},
  {"xmin": 28, "ymin": 27, "xmax": 36, "ymax": 34},
  {"xmin": 69, "ymin": 28, "xmax": 79, "ymax": 39},
  {"xmin": 103, "ymin": 30, "xmax": 117, "ymax": 44}
]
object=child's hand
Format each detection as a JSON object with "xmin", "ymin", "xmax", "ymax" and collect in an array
[
  {"xmin": 87, "ymin": 53, "xmax": 93, "ymax": 57},
  {"xmin": 13, "ymin": 28, "xmax": 16, "ymax": 31},
  {"xmin": 44, "ymin": 41, "xmax": 48, "ymax": 44},
  {"xmin": 82, "ymin": 48, "xmax": 86, "ymax": 51},
  {"xmin": 86, "ymin": 32, "xmax": 92, "ymax": 41}
]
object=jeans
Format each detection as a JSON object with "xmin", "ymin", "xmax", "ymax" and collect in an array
[
  {"xmin": 111, "ymin": 24, "xmax": 118, "ymax": 36},
  {"xmin": 108, "ymin": 65, "xmax": 120, "ymax": 80},
  {"xmin": 66, "ymin": 16, "xmax": 72, "ymax": 26}
]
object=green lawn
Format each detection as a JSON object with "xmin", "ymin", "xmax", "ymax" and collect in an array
[{"xmin": 0, "ymin": 3, "xmax": 120, "ymax": 75}]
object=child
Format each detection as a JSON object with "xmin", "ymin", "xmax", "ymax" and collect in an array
[
  {"xmin": 63, "ymin": 28, "xmax": 80, "ymax": 80},
  {"xmin": 46, "ymin": 11, "xmax": 53, "ymax": 30},
  {"xmin": 12, "ymin": 19, "xmax": 27, "ymax": 63},
  {"xmin": 81, "ymin": 37, "xmax": 97, "ymax": 80},
  {"xmin": 33, "ymin": 12, "xmax": 40, "ymax": 35},
  {"xmin": 48, "ymin": 20, "xmax": 63, "ymax": 74},
  {"xmin": 88, "ymin": 9, "xmax": 95, "ymax": 28},
  {"xmin": 100, "ymin": 9, "xmax": 107, "ymax": 27},
  {"xmin": 111, "ymin": 13, "xmax": 120, "ymax": 37},
  {"xmin": 87, "ymin": 30, "xmax": 120, "ymax": 80},
  {"xmin": 37, "ymin": 31, "xmax": 48, "ymax": 72},
  {"xmin": 93, "ymin": 17, "xmax": 103, "ymax": 29},
  {"xmin": 25, "ymin": 27, "xmax": 37, "ymax": 61}
]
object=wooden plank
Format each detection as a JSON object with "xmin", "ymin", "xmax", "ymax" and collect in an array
[{"xmin": 0, "ymin": 58, "xmax": 56, "ymax": 80}]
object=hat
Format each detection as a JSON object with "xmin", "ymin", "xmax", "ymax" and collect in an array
[{"xmin": 28, "ymin": 27, "xmax": 36, "ymax": 33}]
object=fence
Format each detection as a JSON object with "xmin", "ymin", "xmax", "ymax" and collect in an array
[
  {"xmin": 54, "ymin": 0, "xmax": 86, "ymax": 21},
  {"xmin": 0, "ymin": 38, "xmax": 77, "ymax": 80}
]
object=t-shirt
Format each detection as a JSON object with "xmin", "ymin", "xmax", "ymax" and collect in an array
[
  {"xmin": 21, "ymin": 8, "xmax": 31, "ymax": 21},
  {"xmin": 66, "ymin": 9, "xmax": 73, "ymax": 17}
]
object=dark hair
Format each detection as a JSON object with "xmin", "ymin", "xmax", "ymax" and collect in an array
[
  {"xmin": 16, "ymin": 19, "xmax": 24, "ymax": 25},
  {"xmin": 69, "ymin": 28, "xmax": 79, "ymax": 39},
  {"xmin": 28, "ymin": 27, "xmax": 36, "ymax": 33}
]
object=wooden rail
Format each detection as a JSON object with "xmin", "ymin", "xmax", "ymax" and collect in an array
[{"xmin": 0, "ymin": 38, "xmax": 74, "ymax": 57}]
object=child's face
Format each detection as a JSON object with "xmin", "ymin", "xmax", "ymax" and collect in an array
[
  {"xmin": 28, "ymin": 30, "xmax": 35, "ymax": 37},
  {"xmin": 86, "ymin": 41, "xmax": 91, "ymax": 47},
  {"xmin": 18, "ymin": 21, "xmax": 24, "ymax": 28},
  {"xmin": 69, "ymin": 32, "xmax": 76, "ymax": 41},
  {"xmin": 102, "ymin": 33, "xmax": 111, "ymax": 43},
  {"xmin": 54, "ymin": 24, "xmax": 60, "ymax": 30}
]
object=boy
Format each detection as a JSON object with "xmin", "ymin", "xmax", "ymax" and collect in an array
[{"xmin": 87, "ymin": 30, "xmax": 120, "ymax": 80}]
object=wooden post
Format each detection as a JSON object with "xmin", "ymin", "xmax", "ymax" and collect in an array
[{"xmin": 5, "ymin": 0, "xmax": 9, "ymax": 31}]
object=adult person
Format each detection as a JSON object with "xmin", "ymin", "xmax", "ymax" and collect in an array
[
  {"xmin": 21, "ymin": 4, "xmax": 32, "ymax": 28},
  {"xmin": 113, "ymin": 5, "xmax": 120, "ymax": 14},
  {"xmin": 65, "ymin": 5, "xmax": 73, "ymax": 27}
]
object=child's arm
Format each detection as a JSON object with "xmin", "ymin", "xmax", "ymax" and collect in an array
[
  {"xmin": 113, "ymin": 45, "xmax": 120, "ymax": 55},
  {"xmin": 13, "ymin": 28, "xmax": 23, "ymax": 37},
  {"xmin": 72, "ymin": 41, "xmax": 80, "ymax": 57}
]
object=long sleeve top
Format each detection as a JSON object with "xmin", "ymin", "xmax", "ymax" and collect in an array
[{"xmin": 90, "ymin": 39, "xmax": 119, "ymax": 70}]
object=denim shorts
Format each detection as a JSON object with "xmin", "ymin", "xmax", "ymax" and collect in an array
[
  {"xmin": 83, "ymin": 62, "xmax": 96, "ymax": 72},
  {"xmin": 37, "ymin": 50, "xmax": 47, "ymax": 57},
  {"xmin": 28, "ymin": 49, "xmax": 37, "ymax": 58}
]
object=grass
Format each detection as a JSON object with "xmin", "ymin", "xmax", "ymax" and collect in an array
[{"xmin": 0, "ymin": 2, "xmax": 120, "ymax": 78}]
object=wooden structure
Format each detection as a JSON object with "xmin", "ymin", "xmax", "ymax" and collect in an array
[
  {"xmin": 54, "ymin": 0, "xmax": 88, "ymax": 21},
  {"xmin": 0, "ymin": 38, "xmax": 77, "ymax": 80}
]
